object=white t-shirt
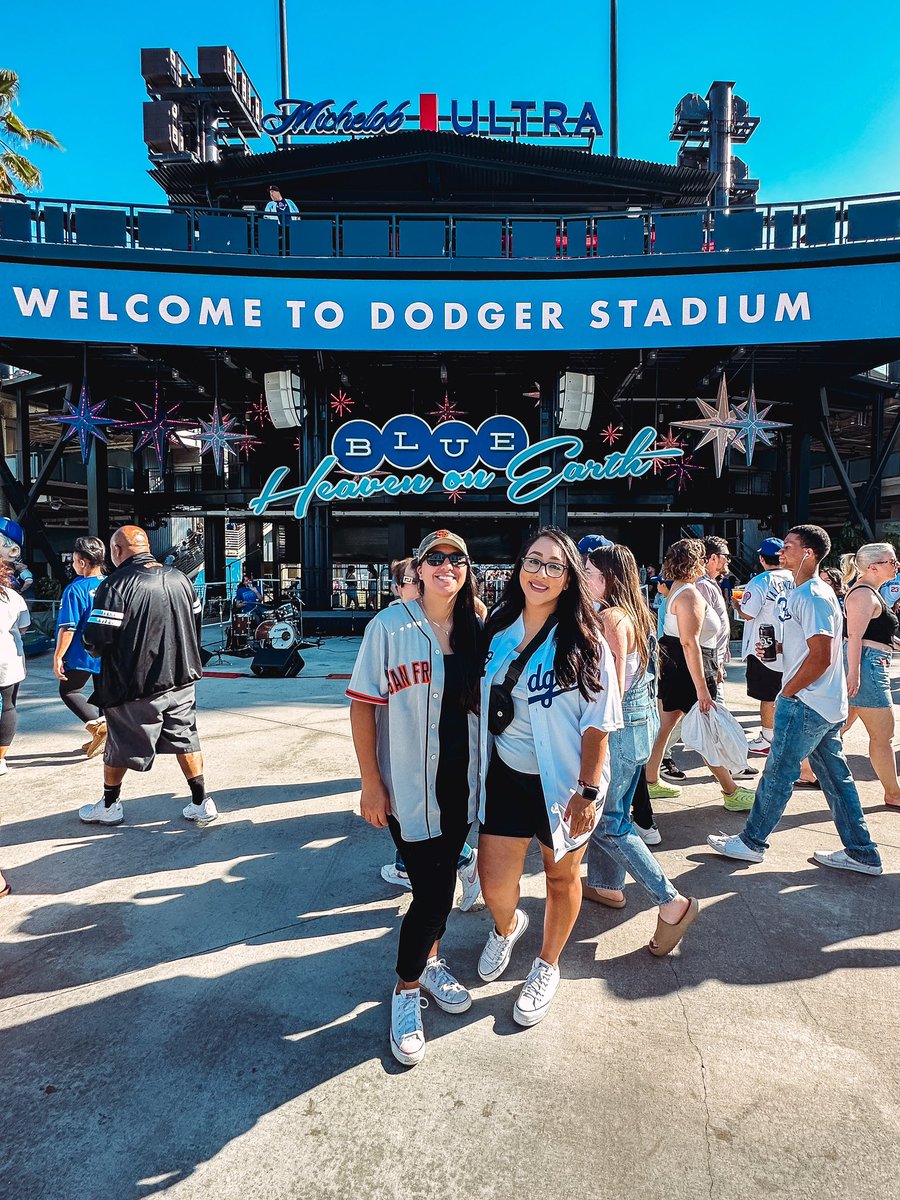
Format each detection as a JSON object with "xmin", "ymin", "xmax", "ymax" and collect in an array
[
  {"xmin": 0, "ymin": 588, "xmax": 30, "ymax": 686},
  {"xmin": 493, "ymin": 668, "xmax": 541, "ymax": 774},
  {"xmin": 740, "ymin": 568, "xmax": 795, "ymax": 672},
  {"xmin": 781, "ymin": 577, "xmax": 847, "ymax": 725}
]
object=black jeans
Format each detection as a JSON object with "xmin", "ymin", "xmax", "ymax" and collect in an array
[
  {"xmin": 388, "ymin": 815, "xmax": 471, "ymax": 982},
  {"xmin": 59, "ymin": 669, "xmax": 100, "ymax": 724},
  {"xmin": 0, "ymin": 682, "xmax": 20, "ymax": 747}
]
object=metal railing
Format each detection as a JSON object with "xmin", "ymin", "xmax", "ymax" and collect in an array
[{"xmin": 2, "ymin": 190, "xmax": 900, "ymax": 261}]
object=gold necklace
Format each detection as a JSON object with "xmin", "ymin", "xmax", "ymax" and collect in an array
[{"xmin": 425, "ymin": 612, "xmax": 453, "ymax": 635}]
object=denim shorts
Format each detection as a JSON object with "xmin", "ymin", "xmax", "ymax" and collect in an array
[{"xmin": 845, "ymin": 643, "xmax": 893, "ymax": 709}]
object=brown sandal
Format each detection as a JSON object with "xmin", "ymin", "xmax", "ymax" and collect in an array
[
  {"xmin": 581, "ymin": 881, "xmax": 626, "ymax": 909},
  {"xmin": 648, "ymin": 897, "xmax": 700, "ymax": 956}
]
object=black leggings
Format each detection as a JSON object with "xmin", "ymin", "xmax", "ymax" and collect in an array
[
  {"xmin": 388, "ymin": 815, "xmax": 471, "ymax": 982},
  {"xmin": 59, "ymin": 669, "xmax": 100, "ymax": 724},
  {"xmin": 632, "ymin": 771, "xmax": 655, "ymax": 829},
  {"xmin": 0, "ymin": 683, "xmax": 20, "ymax": 747}
]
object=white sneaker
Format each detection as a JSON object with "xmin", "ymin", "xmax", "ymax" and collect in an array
[
  {"xmin": 78, "ymin": 798, "xmax": 124, "ymax": 825},
  {"xmin": 381, "ymin": 862, "xmax": 412, "ymax": 890},
  {"xmin": 390, "ymin": 987, "xmax": 428, "ymax": 1065},
  {"xmin": 477, "ymin": 908, "xmax": 529, "ymax": 982},
  {"xmin": 457, "ymin": 848, "xmax": 483, "ymax": 911},
  {"xmin": 513, "ymin": 957, "xmax": 561, "ymax": 1027},
  {"xmin": 813, "ymin": 849, "xmax": 883, "ymax": 876},
  {"xmin": 182, "ymin": 797, "xmax": 218, "ymax": 827},
  {"xmin": 0, "ymin": 759, "xmax": 8, "ymax": 777},
  {"xmin": 747, "ymin": 735, "xmax": 772, "ymax": 756},
  {"xmin": 634, "ymin": 821, "xmax": 662, "ymax": 846},
  {"xmin": 706, "ymin": 832, "xmax": 764, "ymax": 862},
  {"xmin": 419, "ymin": 957, "xmax": 472, "ymax": 1013}
]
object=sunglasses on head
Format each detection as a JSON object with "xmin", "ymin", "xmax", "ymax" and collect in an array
[
  {"xmin": 422, "ymin": 551, "xmax": 469, "ymax": 567},
  {"xmin": 522, "ymin": 555, "xmax": 567, "ymax": 579}
]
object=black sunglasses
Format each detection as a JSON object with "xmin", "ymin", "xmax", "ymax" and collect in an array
[{"xmin": 422, "ymin": 551, "xmax": 469, "ymax": 567}]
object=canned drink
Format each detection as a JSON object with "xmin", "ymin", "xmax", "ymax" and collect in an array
[{"xmin": 758, "ymin": 623, "xmax": 777, "ymax": 662}]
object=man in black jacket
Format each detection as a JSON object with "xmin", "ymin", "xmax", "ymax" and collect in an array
[{"xmin": 79, "ymin": 526, "xmax": 217, "ymax": 827}]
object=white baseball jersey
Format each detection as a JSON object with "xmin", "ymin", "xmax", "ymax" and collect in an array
[
  {"xmin": 347, "ymin": 599, "xmax": 479, "ymax": 842},
  {"xmin": 478, "ymin": 617, "xmax": 623, "ymax": 862},
  {"xmin": 740, "ymin": 568, "xmax": 795, "ymax": 672}
]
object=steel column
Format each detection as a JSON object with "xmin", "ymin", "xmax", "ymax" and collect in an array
[{"xmin": 86, "ymin": 437, "xmax": 110, "ymax": 541}]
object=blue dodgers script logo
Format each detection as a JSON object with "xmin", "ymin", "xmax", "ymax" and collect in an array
[
  {"xmin": 525, "ymin": 664, "xmax": 572, "ymax": 708},
  {"xmin": 249, "ymin": 415, "xmax": 683, "ymax": 520}
]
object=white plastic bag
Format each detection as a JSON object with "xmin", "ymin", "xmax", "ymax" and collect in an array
[{"xmin": 681, "ymin": 702, "xmax": 749, "ymax": 776}]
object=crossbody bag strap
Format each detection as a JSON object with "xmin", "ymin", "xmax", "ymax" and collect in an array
[{"xmin": 500, "ymin": 615, "xmax": 558, "ymax": 691}]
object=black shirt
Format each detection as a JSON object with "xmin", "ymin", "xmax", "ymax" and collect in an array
[{"xmin": 435, "ymin": 654, "xmax": 470, "ymax": 810}]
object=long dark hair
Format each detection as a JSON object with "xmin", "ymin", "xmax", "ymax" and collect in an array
[
  {"xmin": 483, "ymin": 526, "xmax": 604, "ymax": 700},
  {"xmin": 411, "ymin": 547, "xmax": 482, "ymax": 712},
  {"xmin": 589, "ymin": 544, "xmax": 656, "ymax": 671}
]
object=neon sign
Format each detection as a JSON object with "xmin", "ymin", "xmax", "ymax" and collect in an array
[{"xmin": 249, "ymin": 416, "xmax": 682, "ymax": 521}]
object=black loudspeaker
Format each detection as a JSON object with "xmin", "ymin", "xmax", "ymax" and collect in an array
[{"xmin": 250, "ymin": 646, "xmax": 305, "ymax": 678}]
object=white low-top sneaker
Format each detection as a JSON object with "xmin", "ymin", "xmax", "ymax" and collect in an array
[
  {"xmin": 182, "ymin": 797, "xmax": 218, "ymax": 827},
  {"xmin": 634, "ymin": 821, "xmax": 662, "ymax": 846},
  {"xmin": 390, "ymin": 987, "xmax": 428, "ymax": 1066},
  {"xmin": 747, "ymin": 735, "xmax": 772, "ymax": 756},
  {"xmin": 78, "ymin": 799, "xmax": 124, "ymax": 825},
  {"xmin": 0, "ymin": 759, "xmax": 8, "ymax": 777},
  {"xmin": 457, "ymin": 848, "xmax": 483, "ymax": 912},
  {"xmin": 513, "ymin": 957, "xmax": 561, "ymax": 1027},
  {"xmin": 381, "ymin": 862, "xmax": 412, "ymax": 890},
  {"xmin": 706, "ymin": 832, "xmax": 765, "ymax": 863},
  {"xmin": 813, "ymin": 849, "xmax": 883, "ymax": 876},
  {"xmin": 477, "ymin": 908, "xmax": 529, "ymax": 982},
  {"xmin": 419, "ymin": 957, "xmax": 472, "ymax": 1013}
]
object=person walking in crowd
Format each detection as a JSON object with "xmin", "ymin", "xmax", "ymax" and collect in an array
[
  {"xmin": 348, "ymin": 531, "xmax": 481, "ymax": 1066},
  {"xmin": 840, "ymin": 544, "xmax": 900, "ymax": 808},
  {"xmin": 708, "ymin": 525, "xmax": 883, "ymax": 875},
  {"xmin": 477, "ymin": 528, "xmax": 622, "ymax": 1026},
  {"xmin": 53, "ymin": 536, "xmax": 108, "ymax": 758},
  {"xmin": 695, "ymin": 537, "xmax": 732, "ymax": 676},
  {"xmin": 580, "ymin": 543, "xmax": 700, "ymax": 954},
  {"xmin": 378, "ymin": 556, "xmax": 483, "ymax": 912},
  {"xmin": 77, "ymin": 526, "xmax": 217, "ymax": 828},
  {"xmin": 736, "ymin": 538, "xmax": 793, "ymax": 756},
  {"xmin": 645, "ymin": 538, "xmax": 756, "ymax": 812},
  {"xmin": 649, "ymin": 573, "xmax": 687, "ymax": 786}
]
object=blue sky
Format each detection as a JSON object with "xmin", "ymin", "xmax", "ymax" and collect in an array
[{"xmin": 5, "ymin": 1, "xmax": 900, "ymax": 205}]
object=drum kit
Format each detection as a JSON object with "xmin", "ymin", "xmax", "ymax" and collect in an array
[{"xmin": 225, "ymin": 584, "xmax": 316, "ymax": 656}]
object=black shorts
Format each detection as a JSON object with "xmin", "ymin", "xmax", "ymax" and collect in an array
[
  {"xmin": 657, "ymin": 635, "xmax": 718, "ymax": 714},
  {"xmin": 480, "ymin": 751, "xmax": 553, "ymax": 848},
  {"xmin": 745, "ymin": 654, "xmax": 782, "ymax": 702}
]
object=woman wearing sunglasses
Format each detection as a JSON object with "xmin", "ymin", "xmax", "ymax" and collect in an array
[
  {"xmin": 476, "ymin": 528, "xmax": 622, "ymax": 1026},
  {"xmin": 840, "ymin": 543, "xmax": 900, "ymax": 808},
  {"xmin": 348, "ymin": 531, "xmax": 481, "ymax": 1065},
  {"xmin": 580, "ymin": 543, "xmax": 699, "ymax": 955}
]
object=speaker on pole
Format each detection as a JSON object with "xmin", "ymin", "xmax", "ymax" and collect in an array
[
  {"xmin": 250, "ymin": 645, "xmax": 305, "ymax": 678},
  {"xmin": 557, "ymin": 371, "xmax": 595, "ymax": 430},
  {"xmin": 263, "ymin": 370, "xmax": 305, "ymax": 428}
]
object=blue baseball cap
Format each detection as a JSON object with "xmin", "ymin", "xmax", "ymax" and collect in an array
[
  {"xmin": 758, "ymin": 537, "xmax": 784, "ymax": 557},
  {"xmin": 577, "ymin": 534, "xmax": 614, "ymax": 555},
  {"xmin": 0, "ymin": 517, "xmax": 24, "ymax": 546}
]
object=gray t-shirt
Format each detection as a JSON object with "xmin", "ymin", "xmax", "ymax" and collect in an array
[{"xmin": 781, "ymin": 577, "xmax": 847, "ymax": 725}]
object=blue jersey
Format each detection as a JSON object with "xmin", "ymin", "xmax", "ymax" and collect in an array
[{"xmin": 56, "ymin": 575, "xmax": 104, "ymax": 673}]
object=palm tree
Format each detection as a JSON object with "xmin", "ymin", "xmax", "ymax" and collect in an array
[{"xmin": 0, "ymin": 69, "xmax": 62, "ymax": 195}]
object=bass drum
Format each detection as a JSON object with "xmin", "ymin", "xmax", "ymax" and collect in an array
[
  {"xmin": 254, "ymin": 619, "xmax": 275, "ymax": 644},
  {"xmin": 267, "ymin": 621, "xmax": 299, "ymax": 649}
]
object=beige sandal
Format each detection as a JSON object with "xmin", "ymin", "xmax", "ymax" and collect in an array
[
  {"xmin": 581, "ymin": 880, "xmax": 627, "ymax": 909},
  {"xmin": 648, "ymin": 897, "xmax": 700, "ymax": 956}
]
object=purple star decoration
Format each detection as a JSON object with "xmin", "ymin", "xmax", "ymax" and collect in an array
[
  {"xmin": 46, "ymin": 379, "xmax": 121, "ymax": 464},
  {"xmin": 197, "ymin": 401, "xmax": 246, "ymax": 474},
  {"xmin": 118, "ymin": 384, "xmax": 199, "ymax": 470}
]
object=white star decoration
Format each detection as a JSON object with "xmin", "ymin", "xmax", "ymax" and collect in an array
[
  {"xmin": 725, "ymin": 387, "xmax": 790, "ymax": 465},
  {"xmin": 671, "ymin": 376, "xmax": 746, "ymax": 477}
]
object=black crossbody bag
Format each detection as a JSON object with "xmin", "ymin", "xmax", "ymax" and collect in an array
[{"xmin": 487, "ymin": 616, "xmax": 558, "ymax": 736}]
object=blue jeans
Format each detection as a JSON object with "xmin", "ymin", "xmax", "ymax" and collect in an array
[
  {"xmin": 741, "ymin": 694, "xmax": 881, "ymax": 866},
  {"xmin": 586, "ymin": 676, "xmax": 678, "ymax": 905}
]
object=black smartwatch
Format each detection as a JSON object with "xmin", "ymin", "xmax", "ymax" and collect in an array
[{"xmin": 579, "ymin": 784, "xmax": 599, "ymax": 802}]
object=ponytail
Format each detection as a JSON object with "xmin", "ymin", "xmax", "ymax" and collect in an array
[{"xmin": 840, "ymin": 553, "xmax": 859, "ymax": 587}]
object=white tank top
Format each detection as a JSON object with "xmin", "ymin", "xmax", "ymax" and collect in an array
[
  {"xmin": 623, "ymin": 648, "xmax": 641, "ymax": 692},
  {"xmin": 664, "ymin": 582, "xmax": 721, "ymax": 649}
]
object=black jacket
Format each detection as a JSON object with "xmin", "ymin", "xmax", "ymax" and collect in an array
[{"xmin": 82, "ymin": 553, "xmax": 203, "ymax": 708}]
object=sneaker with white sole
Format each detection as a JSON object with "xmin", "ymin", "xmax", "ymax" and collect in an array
[
  {"xmin": 513, "ymin": 957, "xmax": 561, "ymax": 1027},
  {"xmin": 0, "ymin": 759, "xmax": 8, "ymax": 778},
  {"xmin": 78, "ymin": 798, "xmax": 124, "ymax": 825},
  {"xmin": 734, "ymin": 764, "xmax": 759, "ymax": 779},
  {"xmin": 457, "ymin": 848, "xmax": 483, "ymax": 912},
  {"xmin": 390, "ymin": 987, "xmax": 428, "ymax": 1065},
  {"xmin": 722, "ymin": 786, "xmax": 755, "ymax": 812},
  {"xmin": 706, "ymin": 832, "xmax": 765, "ymax": 862},
  {"xmin": 182, "ymin": 797, "xmax": 218, "ymax": 826},
  {"xmin": 747, "ymin": 735, "xmax": 772, "ymax": 756},
  {"xmin": 634, "ymin": 821, "xmax": 662, "ymax": 846},
  {"xmin": 381, "ymin": 862, "xmax": 412, "ymax": 890},
  {"xmin": 648, "ymin": 780, "xmax": 681, "ymax": 800},
  {"xmin": 660, "ymin": 756, "xmax": 686, "ymax": 781},
  {"xmin": 477, "ymin": 907, "xmax": 529, "ymax": 982},
  {"xmin": 419, "ymin": 957, "xmax": 472, "ymax": 1013},
  {"xmin": 813, "ymin": 849, "xmax": 883, "ymax": 876}
]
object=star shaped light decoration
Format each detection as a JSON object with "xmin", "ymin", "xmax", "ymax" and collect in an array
[
  {"xmin": 600, "ymin": 422, "xmax": 623, "ymax": 446},
  {"xmin": 117, "ymin": 383, "xmax": 199, "ymax": 470},
  {"xmin": 430, "ymin": 392, "xmax": 467, "ymax": 424},
  {"xmin": 46, "ymin": 379, "xmax": 122, "ymax": 463},
  {"xmin": 670, "ymin": 376, "xmax": 747, "ymax": 477},
  {"xmin": 650, "ymin": 430, "xmax": 684, "ymax": 474},
  {"xmin": 197, "ymin": 401, "xmax": 245, "ymax": 474},
  {"xmin": 724, "ymin": 387, "xmax": 790, "ymax": 466},
  {"xmin": 236, "ymin": 433, "xmax": 261, "ymax": 460},
  {"xmin": 667, "ymin": 455, "xmax": 703, "ymax": 493},
  {"xmin": 329, "ymin": 389, "xmax": 354, "ymax": 419},
  {"xmin": 445, "ymin": 486, "xmax": 465, "ymax": 504},
  {"xmin": 246, "ymin": 394, "xmax": 271, "ymax": 429}
]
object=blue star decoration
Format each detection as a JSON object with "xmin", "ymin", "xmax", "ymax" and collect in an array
[
  {"xmin": 46, "ymin": 380, "xmax": 121, "ymax": 463},
  {"xmin": 671, "ymin": 375, "xmax": 747, "ymax": 478},
  {"xmin": 118, "ymin": 384, "xmax": 199, "ymax": 470},
  {"xmin": 197, "ymin": 401, "xmax": 246, "ymax": 474},
  {"xmin": 724, "ymin": 387, "xmax": 790, "ymax": 466}
]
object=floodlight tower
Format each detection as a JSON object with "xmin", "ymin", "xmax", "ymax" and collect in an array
[{"xmin": 669, "ymin": 81, "xmax": 760, "ymax": 210}]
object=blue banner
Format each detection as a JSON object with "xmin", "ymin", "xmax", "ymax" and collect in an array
[{"xmin": 2, "ymin": 259, "xmax": 900, "ymax": 350}]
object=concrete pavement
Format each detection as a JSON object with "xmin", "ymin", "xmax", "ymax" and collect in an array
[{"xmin": 2, "ymin": 640, "xmax": 899, "ymax": 1199}]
